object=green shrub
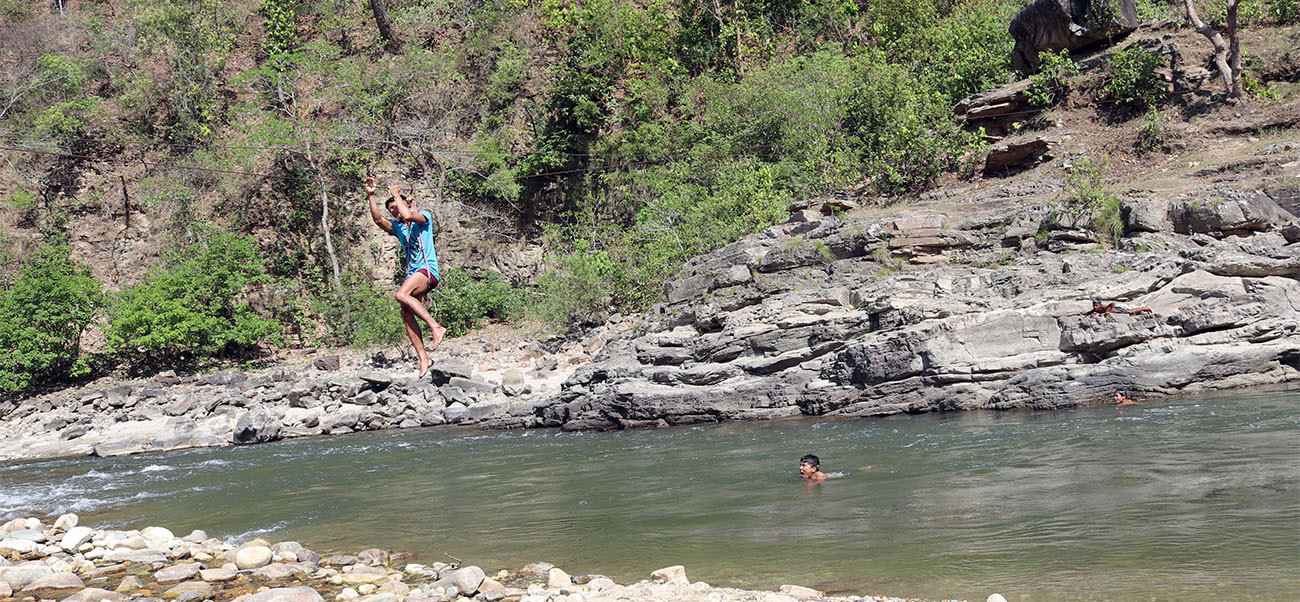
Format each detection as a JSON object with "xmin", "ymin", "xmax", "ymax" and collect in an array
[
  {"xmin": 431, "ymin": 269, "xmax": 525, "ymax": 336},
  {"xmin": 33, "ymin": 98, "xmax": 102, "ymax": 143},
  {"xmin": 6, "ymin": 190, "xmax": 39, "ymax": 213},
  {"xmin": 1135, "ymin": 0, "xmax": 1176, "ymax": 21},
  {"xmin": 1028, "ymin": 49, "xmax": 1080, "ymax": 107},
  {"xmin": 0, "ymin": 244, "xmax": 103, "ymax": 392},
  {"xmin": 36, "ymin": 54, "xmax": 88, "ymax": 96},
  {"xmin": 843, "ymin": 52, "xmax": 977, "ymax": 194},
  {"xmin": 311, "ymin": 277, "xmax": 405, "ymax": 348},
  {"xmin": 1269, "ymin": 0, "xmax": 1299, "ymax": 22},
  {"xmin": 900, "ymin": 0, "xmax": 1018, "ymax": 103},
  {"xmin": 1054, "ymin": 155, "xmax": 1127, "ymax": 247},
  {"xmin": 0, "ymin": 0, "xmax": 32, "ymax": 20},
  {"xmin": 1135, "ymin": 108, "xmax": 1172, "ymax": 154},
  {"xmin": 1103, "ymin": 45, "xmax": 1166, "ymax": 109},
  {"xmin": 106, "ymin": 232, "xmax": 279, "ymax": 370},
  {"xmin": 533, "ymin": 239, "xmax": 628, "ymax": 327}
]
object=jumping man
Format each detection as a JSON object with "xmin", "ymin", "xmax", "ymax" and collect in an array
[{"xmin": 365, "ymin": 177, "xmax": 447, "ymax": 378}]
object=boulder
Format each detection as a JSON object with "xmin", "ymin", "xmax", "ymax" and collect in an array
[
  {"xmin": 985, "ymin": 136, "xmax": 1055, "ymax": 173},
  {"xmin": 235, "ymin": 545, "xmax": 274, "ymax": 569},
  {"xmin": 0, "ymin": 564, "xmax": 54, "ymax": 589},
  {"xmin": 199, "ymin": 567, "xmax": 238, "ymax": 582},
  {"xmin": 341, "ymin": 565, "xmax": 389, "ymax": 585},
  {"xmin": 1010, "ymin": 0, "xmax": 1139, "ymax": 74},
  {"xmin": 313, "ymin": 355, "xmax": 341, "ymax": 371},
  {"xmin": 546, "ymin": 568, "xmax": 571, "ymax": 589},
  {"xmin": 154, "ymin": 563, "xmax": 200, "ymax": 583},
  {"xmin": 233, "ymin": 411, "xmax": 284, "ymax": 444},
  {"xmin": 427, "ymin": 361, "xmax": 474, "ymax": 386},
  {"xmin": 432, "ymin": 566, "xmax": 485, "ymax": 596},
  {"xmin": 163, "ymin": 580, "xmax": 213, "ymax": 601},
  {"xmin": 650, "ymin": 565, "xmax": 689, "ymax": 586}
]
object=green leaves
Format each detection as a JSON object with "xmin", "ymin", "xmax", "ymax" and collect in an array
[
  {"xmin": 106, "ymin": 233, "xmax": 279, "ymax": 371},
  {"xmin": 1103, "ymin": 45, "xmax": 1167, "ymax": 109},
  {"xmin": 0, "ymin": 244, "xmax": 103, "ymax": 392}
]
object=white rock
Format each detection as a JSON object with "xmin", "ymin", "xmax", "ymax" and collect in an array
[
  {"xmin": 242, "ymin": 586, "xmax": 327, "ymax": 602},
  {"xmin": 547, "ymin": 567, "xmax": 572, "ymax": 590},
  {"xmin": 181, "ymin": 530, "xmax": 208, "ymax": 543},
  {"xmin": 402, "ymin": 564, "xmax": 426, "ymax": 575},
  {"xmin": 52, "ymin": 514, "xmax": 78, "ymax": 534},
  {"xmin": 235, "ymin": 545, "xmax": 274, "ymax": 570},
  {"xmin": 141, "ymin": 526, "xmax": 175, "ymax": 548},
  {"xmin": 154, "ymin": 563, "xmax": 200, "ymax": 583},
  {"xmin": 987, "ymin": 595, "xmax": 1009, "ymax": 602},
  {"xmin": 587, "ymin": 578, "xmax": 616, "ymax": 591},
  {"xmin": 778, "ymin": 584, "xmax": 821, "ymax": 598},
  {"xmin": 0, "ymin": 539, "xmax": 39, "ymax": 557},
  {"xmin": 337, "ymin": 588, "xmax": 359, "ymax": 601},
  {"xmin": 22, "ymin": 518, "xmax": 38, "ymax": 530},
  {"xmin": 650, "ymin": 565, "xmax": 689, "ymax": 586},
  {"xmin": 60, "ymin": 527, "xmax": 94, "ymax": 552},
  {"xmin": 357, "ymin": 584, "xmax": 377, "ymax": 595}
]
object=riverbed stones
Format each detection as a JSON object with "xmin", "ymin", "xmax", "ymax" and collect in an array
[
  {"xmin": 0, "ymin": 564, "xmax": 54, "ymax": 589},
  {"xmin": 356, "ymin": 548, "xmax": 389, "ymax": 566},
  {"xmin": 778, "ymin": 584, "xmax": 821, "ymax": 598},
  {"xmin": 116, "ymin": 575, "xmax": 143, "ymax": 592},
  {"xmin": 60, "ymin": 526, "xmax": 95, "ymax": 552},
  {"xmin": 546, "ymin": 568, "xmax": 571, "ymax": 589},
  {"xmin": 235, "ymin": 546, "xmax": 274, "ymax": 570},
  {"xmin": 52, "ymin": 514, "xmax": 78, "ymax": 533},
  {"xmin": 200, "ymin": 567, "xmax": 238, "ymax": 582}
]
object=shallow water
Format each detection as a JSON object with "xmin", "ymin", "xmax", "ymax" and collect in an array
[{"xmin": 4, "ymin": 387, "xmax": 1299, "ymax": 601}]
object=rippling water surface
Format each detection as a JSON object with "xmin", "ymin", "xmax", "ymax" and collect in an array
[{"xmin": 4, "ymin": 388, "xmax": 1299, "ymax": 601}]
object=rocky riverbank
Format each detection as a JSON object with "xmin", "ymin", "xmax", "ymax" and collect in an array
[
  {"xmin": 0, "ymin": 515, "xmax": 976, "ymax": 602},
  {"xmin": 2, "ymin": 141, "xmax": 1297, "ymax": 461},
  {"xmin": 0, "ymin": 320, "xmax": 632, "ymax": 461}
]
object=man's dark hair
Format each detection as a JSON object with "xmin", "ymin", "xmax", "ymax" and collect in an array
[{"xmin": 800, "ymin": 454, "xmax": 819, "ymax": 468}]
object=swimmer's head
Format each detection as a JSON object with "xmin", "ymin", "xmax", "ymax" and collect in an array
[{"xmin": 799, "ymin": 454, "xmax": 820, "ymax": 477}]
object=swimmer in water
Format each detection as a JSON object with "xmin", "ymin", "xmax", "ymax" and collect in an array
[
  {"xmin": 1113, "ymin": 390, "xmax": 1142, "ymax": 406},
  {"xmin": 799, "ymin": 454, "xmax": 827, "ymax": 482}
]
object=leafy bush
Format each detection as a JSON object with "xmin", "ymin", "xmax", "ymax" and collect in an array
[
  {"xmin": 1054, "ymin": 155, "xmax": 1126, "ymax": 247},
  {"xmin": 431, "ymin": 269, "xmax": 525, "ymax": 336},
  {"xmin": 899, "ymin": 0, "xmax": 1018, "ymax": 103},
  {"xmin": 33, "ymin": 98, "xmax": 102, "ymax": 144},
  {"xmin": 0, "ymin": 0, "xmax": 32, "ymax": 20},
  {"xmin": 1269, "ymin": 0, "xmax": 1299, "ymax": 22},
  {"xmin": 843, "ymin": 52, "xmax": 977, "ymax": 194},
  {"xmin": 1103, "ymin": 45, "xmax": 1166, "ymax": 109},
  {"xmin": 311, "ymin": 277, "xmax": 405, "ymax": 348},
  {"xmin": 1028, "ymin": 49, "xmax": 1080, "ymax": 107},
  {"xmin": 0, "ymin": 244, "xmax": 103, "ymax": 392},
  {"xmin": 533, "ymin": 240, "xmax": 628, "ymax": 327},
  {"xmin": 106, "ymin": 233, "xmax": 279, "ymax": 370},
  {"xmin": 1135, "ymin": 108, "xmax": 1172, "ymax": 154}
]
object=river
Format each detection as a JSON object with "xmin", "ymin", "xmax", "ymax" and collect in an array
[{"xmin": 4, "ymin": 387, "xmax": 1298, "ymax": 601}]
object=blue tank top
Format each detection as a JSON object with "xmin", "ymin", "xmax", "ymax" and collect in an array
[{"xmin": 390, "ymin": 210, "xmax": 439, "ymax": 280}]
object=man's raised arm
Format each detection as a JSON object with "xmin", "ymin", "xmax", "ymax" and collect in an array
[
  {"xmin": 364, "ymin": 177, "xmax": 393, "ymax": 233},
  {"xmin": 387, "ymin": 185, "xmax": 427, "ymax": 224}
]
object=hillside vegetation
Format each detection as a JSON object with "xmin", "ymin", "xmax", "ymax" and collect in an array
[{"xmin": 0, "ymin": 0, "xmax": 1295, "ymax": 392}]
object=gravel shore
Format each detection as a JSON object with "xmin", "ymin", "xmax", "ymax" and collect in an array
[{"xmin": 0, "ymin": 515, "xmax": 981, "ymax": 602}]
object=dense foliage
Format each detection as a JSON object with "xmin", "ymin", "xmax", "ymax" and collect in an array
[
  {"xmin": 0, "ymin": 244, "xmax": 102, "ymax": 391},
  {"xmin": 105, "ymin": 233, "xmax": 280, "ymax": 371},
  {"xmin": 1103, "ymin": 45, "xmax": 1167, "ymax": 109}
]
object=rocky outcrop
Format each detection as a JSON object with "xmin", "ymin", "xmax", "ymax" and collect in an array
[
  {"xmin": 1010, "ymin": 0, "xmax": 1139, "ymax": 74},
  {"xmin": 491, "ymin": 178, "xmax": 1299, "ymax": 431}
]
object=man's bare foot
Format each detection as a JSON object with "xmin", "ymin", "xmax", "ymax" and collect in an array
[
  {"xmin": 429, "ymin": 324, "xmax": 447, "ymax": 351},
  {"xmin": 418, "ymin": 357, "xmax": 432, "ymax": 378}
]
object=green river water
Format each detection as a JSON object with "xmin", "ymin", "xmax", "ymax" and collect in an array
[{"xmin": 3, "ymin": 387, "xmax": 1298, "ymax": 601}]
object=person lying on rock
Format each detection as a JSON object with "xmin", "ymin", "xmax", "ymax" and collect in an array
[
  {"xmin": 365, "ymin": 176, "xmax": 446, "ymax": 378},
  {"xmin": 1088, "ymin": 299, "xmax": 1154, "ymax": 316},
  {"xmin": 799, "ymin": 454, "xmax": 827, "ymax": 482}
]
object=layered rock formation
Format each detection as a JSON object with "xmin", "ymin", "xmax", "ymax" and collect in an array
[
  {"xmin": 492, "ymin": 161, "xmax": 1300, "ymax": 431},
  {"xmin": 1009, "ymin": 0, "xmax": 1140, "ymax": 74}
]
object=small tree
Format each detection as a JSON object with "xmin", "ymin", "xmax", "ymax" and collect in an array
[
  {"xmin": 0, "ymin": 244, "xmax": 103, "ymax": 392},
  {"xmin": 1182, "ymin": 0, "xmax": 1244, "ymax": 99}
]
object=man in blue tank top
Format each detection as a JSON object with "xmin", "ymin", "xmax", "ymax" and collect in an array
[{"xmin": 365, "ymin": 177, "xmax": 446, "ymax": 378}]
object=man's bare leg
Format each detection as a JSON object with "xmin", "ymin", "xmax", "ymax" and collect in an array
[
  {"xmin": 400, "ymin": 306, "xmax": 431, "ymax": 377},
  {"xmin": 395, "ymin": 273, "xmax": 446, "ymax": 363}
]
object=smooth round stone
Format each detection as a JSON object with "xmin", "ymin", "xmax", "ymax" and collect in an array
[
  {"xmin": 356, "ymin": 549, "xmax": 389, "ymax": 566},
  {"xmin": 377, "ymin": 580, "xmax": 409, "ymax": 596},
  {"xmin": 0, "ymin": 539, "xmax": 40, "ymax": 557},
  {"xmin": 235, "ymin": 546, "xmax": 274, "ymax": 570},
  {"xmin": 164, "ymin": 581, "xmax": 213, "ymax": 601},
  {"xmin": 141, "ymin": 527, "xmax": 175, "ymax": 548},
  {"xmin": 988, "ymin": 595, "xmax": 1009, "ymax": 602},
  {"xmin": 357, "ymin": 584, "xmax": 378, "ymax": 595},
  {"xmin": 650, "ymin": 565, "xmax": 689, "ymax": 586},
  {"xmin": 337, "ymin": 588, "xmax": 359, "ymax": 601},
  {"xmin": 180, "ymin": 531, "xmax": 207, "ymax": 543},
  {"xmin": 199, "ymin": 567, "xmax": 238, "ymax": 582}
]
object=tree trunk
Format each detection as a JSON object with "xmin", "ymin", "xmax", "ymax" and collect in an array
[
  {"xmin": 1226, "ymin": 0, "xmax": 1244, "ymax": 99},
  {"xmin": 1182, "ymin": 0, "xmax": 1236, "ymax": 99},
  {"xmin": 309, "ymin": 154, "xmax": 352, "ymax": 338},
  {"xmin": 368, "ymin": 0, "xmax": 402, "ymax": 53}
]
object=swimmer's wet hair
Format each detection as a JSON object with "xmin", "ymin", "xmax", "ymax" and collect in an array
[{"xmin": 800, "ymin": 454, "xmax": 819, "ymax": 468}]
